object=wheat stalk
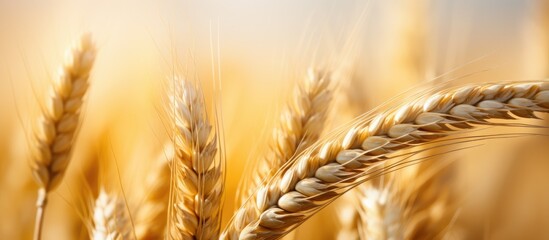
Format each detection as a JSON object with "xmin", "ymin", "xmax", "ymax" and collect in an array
[
  {"xmin": 29, "ymin": 34, "xmax": 96, "ymax": 240},
  {"xmin": 134, "ymin": 144, "xmax": 174, "ymax": 239},
  {"xmin": 221, "ymin": 81, "xmax": 549, "ymax": 240},
  {"xmin": 92, "ymin": 189, "xmax": 132, "ymax": 240},
  {"xmin": 167, "ymin": 77, "xmax": 223, "ymax": 240},
  {"xmin": 239, "ymin": 69, "xmax": 333, "ymax": 205}
]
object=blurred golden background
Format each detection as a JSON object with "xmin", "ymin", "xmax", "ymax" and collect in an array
[{"xmin": 1, "ymin": 0, "xmax": 548, "ymax": 239}]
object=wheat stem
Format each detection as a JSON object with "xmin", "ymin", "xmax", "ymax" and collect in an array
[
  {"xmin": 222, "ymin": 81, "xmax": 549, "ymax": 240},
  {"xmin": 33, "ymin": 189, "xmax": 47, "ymax": 240}
]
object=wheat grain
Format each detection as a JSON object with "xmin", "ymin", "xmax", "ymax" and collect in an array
[
  {"xmin": 134, "ymin": 144, "xmax": 174, "ymax": 239},
  {"xmin": 167, "ymin": 77, "xmax": 222, "ymax": 240},
  {"xmin": 221, "ymin": 81, "xmax": 549, "ymax": 240},
  {"xmin": 29, "ymin": 34, "xmax": 96, "ymax": 240},
  {"xmin": 92, "ymin": 189, "xmax": 132, "ymax": 240},
  {"xmin": 239, "ymin": 69, "xmax": 333, "ymax": 205}
]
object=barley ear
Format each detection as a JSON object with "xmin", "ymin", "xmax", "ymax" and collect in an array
[{"xmin": 29, "ymin": 34, "xmax": 96, "ymax": 240}]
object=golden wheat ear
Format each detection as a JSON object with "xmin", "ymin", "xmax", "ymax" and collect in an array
[
  {"xmin": 352, "ymin": 160, "xmax": 456, "ymax": 240},
  {"xmin": 222, "ymin": 82, "xmax": 549, "ymax": 240},
  {"xmin": 29, "ymin": 34, "xmax": 96, "ymax": 240},
  {"xmin": 134, "ymin": 144, "xmax": 174, "ymax": 239},
  {"xmin": 238, "ymin": 68, "xmax": 333, "ymax": 206},
  {"xmin": 92, "ymin": 189, "xmax": 132, "ymax": 240},
  {"xmin": 166, "ymin": 77, "xmax": 223, "ymax": 240}
]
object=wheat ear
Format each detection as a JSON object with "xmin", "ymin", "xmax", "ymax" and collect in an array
[
  {"xmin": 167, "ymin": 77, "xmax": 222, "ymax": 240},
  {"xmin": 353, "ymin": 142, "xmax": 457, "ymax": 239},
  {"xmin": 355, "ymin": 164, "xmax": 454, "ymax": 240},
  {"xmin": 29, "ymin": 34, "xmax": 96, "ymax": 240},
  {"xmin": 92, "ymin": 189, "xmax": 132, "ymax": 240},
  {"xmin": 356, "ymin": 184, "xmax": 403, "ymax": 240},
  {"xmin": 222, "ymin": 81, "xmax": 549, "ymax": 240},
  {"xmin": 401, "ymin": 166, "xmax": 456, "ymax": 239},
  {"xmin": 335, "ymin": 193, "xmax": 360, "ymax": 240},
  {"xmin": 134, "ymin": 144, "xmax": 174, "ymax": 239},
  {"xmin": 239, "ymin": 69, "xmax": 333, "ymax": 205}
]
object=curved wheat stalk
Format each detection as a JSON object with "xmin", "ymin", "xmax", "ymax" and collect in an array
[
  {"xmin": 221, "ymin": 81, "xmax": 549, "ymax": 240},
  {"xmin": 167, "ymin": 77, "xmax": 223, "ymax": 240},
  {"xmin": 239, "ymin": 69, "xmax": 333, "ymax": 205},
  {"xmin": 29, "ymin": 34, "xmax": 96, "ymax": 240},
  {"xmin": 134, "ymin": 144, "xmax": 174, "ymax": 239},
  {"xmin": 92, "ymin": 189, "xmax": 132, "ymax": 240}
]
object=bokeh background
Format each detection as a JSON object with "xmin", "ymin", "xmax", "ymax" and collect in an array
[{"xmin": 1, "ymin": 0, "xmax": 548, "ymax": 239}]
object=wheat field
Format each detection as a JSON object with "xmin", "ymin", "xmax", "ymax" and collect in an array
[{"xmin": 1, "ymin": 0, "xmax": 549, "ymax": 239}]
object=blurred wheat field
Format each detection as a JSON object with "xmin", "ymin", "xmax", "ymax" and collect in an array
[{"xmin": 1, "ymin": 0, "xmax": 549, "ymax": 239}]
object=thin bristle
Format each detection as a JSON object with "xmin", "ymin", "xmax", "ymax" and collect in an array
[
  {"xmin": 240, "ymin": 68, "xmax": 333, "ymax": 205},
  {"xmin": 167, "ymin": 77, "xmax": 223, "ymax": 240},
  {"xmin": 222, "ymin": 81, "xmax": 549, "ymax": 240}
]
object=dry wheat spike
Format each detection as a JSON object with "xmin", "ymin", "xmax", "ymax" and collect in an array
[
  {"xmin": 92, "ymin": 189, "xmax": 133, "ymax": 240},
  {"xmin": 354, "ymin": 163, "xmax": 454, "ymax": 240},
  {"xmin": 167, "ymin": 77, "xmax": 223, "ymax": 240},
  {"xmin": 239, "ymin": 69, "xmax": 333, "ymax": 205},
  {"xmin": 350, "ymin": 141, "xmax": 457, "ymax": 240},
  {"xmin": 357, "ymin": 185, "xmax": 403, "ymax": 240},
  {"xmin": 336, "ymin": 193, "xmax": 361, "ymax": 240},
  {"xmin": 398, "ymin": 165, "xmax": 455, "ymax": 239},
  {"xmin": 134, "ymin": 144, "xmax": 174, "ymax": 239},
  {"xmin": 222, "ymin": 81, "xmax": 549, "ymax": 240},
  {"xmin": 29, "ymin": 34, "xmax": 96, "ymax": 240}
]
